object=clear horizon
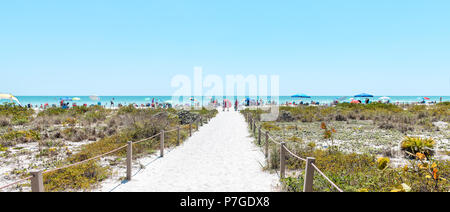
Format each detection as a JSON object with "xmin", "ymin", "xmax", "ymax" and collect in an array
[{"xmin": 1, "ymin": 0, "xmax": 450, "ymax": 96}]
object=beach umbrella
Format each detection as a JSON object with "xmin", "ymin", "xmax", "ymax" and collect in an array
[
  {"xmin": 89, "ymin": 95, "xmax": 100, "ymax": 101},
  {"xmin": 0, "ymin": 94, "xmax": 21, "ymax": 105},
  {"xmin": 72, "ymin": 97, "xmax": 81, "ymax": 101},
  {"xmin": 423, "ymin": 97, "xmax": 430, "ymax": 100},
  {"xmin": 291, "ymin": 94, "xmax": 311, "ymax": 98},
  {"xmin": 354, "ymin": 93, "xmax": 374, "ymax": 97}
]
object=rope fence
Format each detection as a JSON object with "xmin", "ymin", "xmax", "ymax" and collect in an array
[
  {"xmin": 282, "ymin": 145, "xmax": 307, "ymax": 162},
  {"xmin": 311, "ymin": 163, "xmax": 344, "ymax": 192},
  {"xmin": 0, "ymin": 115, "xmax": 211, "ymax": 192},
  {"xmin": 42, "ymin": 144, "xmax": 128, "ymax": 174},
  {"xmin": 246, "ymin": 113, "xmax": 343, "ymax": 192}
]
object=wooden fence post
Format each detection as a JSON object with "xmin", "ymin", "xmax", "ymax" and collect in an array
[
  {"xmin": 265, "ymin": 131, "xmax": 269, "ymax": 158},
  {"xmin": 253, "ymin": 121, "xmax": 256, "ymax": 136},
  {"xmin": 189, "ymin": 123, "xmax": 192, "ymax": 136},
  {"xmin": 280, "ymin": 142, "xmax": 286, "ymax": 179},
  {"xmin": 126, "ymin": 141, "xmax": 132, "ymax": 181},
  {"xmin": 160, "ymin": 130, "xmax": 165, "ymax": 157},
  {"xmin": 177, "ymin": 126, "xmax": 180, "ymax": 146},
  {"xmin": 249, "ymin": 118, "xmax": 252, "ymax": 130},
  {"xmin": 200, "ymin": 117, "xmax": 203, "ymax": 126},
  {"xmin": 31, "ymin": 170, "xmax": 44, "ymax": 192},
  {"xmin": 258, "ymin": 126, "xmax": 261, "ymax": 145},
  {"xmin": 196, "ymin": 119, "xmax": 199, "ymax": 131},
  {"xmin": 303, "ymin": 157, "xmax": 316, "ymax": 192}
]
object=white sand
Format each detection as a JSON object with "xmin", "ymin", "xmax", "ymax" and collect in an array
[{"xmin": 97, "ymin": 110, "xmax": 278, "ymax": 192}]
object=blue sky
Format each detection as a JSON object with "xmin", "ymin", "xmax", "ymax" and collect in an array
[{"xmin": 0, "ymin": 0, "xmax": 449, "ymax": 96}]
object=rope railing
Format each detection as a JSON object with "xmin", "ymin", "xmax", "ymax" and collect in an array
[
  {"xmin": 245, "ymin": 113, "xmax": 343, "ymax": 192},
  {"xmin": 266, "ymin": 133, "xmax": 281, "ymax": 145},
  {"xmin": 133, "ymin": 132, "xmax": 162, "ymax": 145},
  {"xmin": 311, "ymin": 163, "xmax": 343, "ymax": 192},
  {"xmin": 0, "ymin": 114, "xmax": 212, "ymax": 192},
  {"xmin": 42, "ymin": 144, "xmax": 128, "ymax": 174},
  {"xmin": 0, "ymin": 176, "xmax": 33, "ymax": 191},
  {"xmin": 282, "ymin": 145, "xmax": 307, "ymax": 162}
]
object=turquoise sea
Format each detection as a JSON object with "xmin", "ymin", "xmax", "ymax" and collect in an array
[{"xmin": 1, "ymin": 96, "xmax": 448, "ymax": 107}]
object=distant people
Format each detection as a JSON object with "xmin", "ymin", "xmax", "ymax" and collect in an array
[
  {"xmin": 222, "ymin": 100, "xmax": 226, "ymax": 111},
  {"xmin": 365, "ymin": 98, "xmax": 369, "ymax": 104},
  {"xmin": 110, "ymin": 98, "xmax": 115, "ymax": 108},
  {"xmin": 440, "ymin": 97, "xmax": 442, "ymax": 102},
  {"xmin": 234, "ymin": 99, "xmax": 238, "ymax": 111}
]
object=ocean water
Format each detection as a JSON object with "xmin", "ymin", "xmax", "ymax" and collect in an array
[{"xmin": 1, "ymin": 96, "xmax": 448, "ymax": 107}]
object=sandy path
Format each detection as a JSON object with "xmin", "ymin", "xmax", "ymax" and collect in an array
[{"xmin": 102, "ymin": 110, "xmax": 278, "ymax": 192}]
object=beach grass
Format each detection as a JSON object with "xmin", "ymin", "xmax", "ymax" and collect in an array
[
  {"xmin": 0, "ymin": 104, "xmax": 218, "ymax": 191},
  {"xmin": 241, "ymin": 103, "xmax": 450, "ymax": 192}
]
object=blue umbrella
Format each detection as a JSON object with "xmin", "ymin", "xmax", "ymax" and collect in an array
[
  {"xmin": 291, "ymin": 94, "xmax": 311, "ymax": 98},
  {"xmin": 354, "ymin": 93, "xmax": 374, "ymax": 97}
]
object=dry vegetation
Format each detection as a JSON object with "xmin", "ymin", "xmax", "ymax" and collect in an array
[
  {"xmin": 242, "ymin": 102, "xmax": 450, "ymax": 192},
  {"xmin": 0, "ymin": 103, "xmax": 217, "ymax": 191}
]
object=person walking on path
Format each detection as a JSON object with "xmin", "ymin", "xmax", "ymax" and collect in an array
[
  {"xmin": 222, "ymin": 99, "xmax": 226, "ymax": 112},
  {"xmin": 110, "ymin": 98, "xmax": 115, "ymax": 108}
]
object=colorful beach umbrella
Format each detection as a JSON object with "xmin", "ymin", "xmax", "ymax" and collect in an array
[
  {"xmin": 423, "ymin": 97, "xmax": 430, "ymax": 100},
  {"xmin": 379, "ymin": 96, "xmax": 390, "ymax": 100},
  {"xmin": 354, "ymin": 93, "xmax": 374, "ymax": 97},
  {"xmin": 72, "ymin": 97, "xmax": 81, "ymax": 101},
  {"xmin": 0, "ymin": 94, "xmax": 21, "ymax": 105}
]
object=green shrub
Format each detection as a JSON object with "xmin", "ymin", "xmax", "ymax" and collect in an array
[
  {"xmin": 0, "ymin": 103, "xmax": 33, "ymax": 125},
  {"xmin": 261, "ymin": 122, "xmax": 281, "ymax": 131},
  {"xmin": 43, "ymin": 161, "xmax": 110, "ymax": 191},
  {"xmin": 37, "ymin": 107, "xmax": 67, "ymax": 116},
  {"xmin": 377, "ymin": 157, "xmax": 390, "ymax": 170},
  {"xmin": 1, "ymin": 129, "xmax": 41, "ymax": 145},
  {"xmin": 401, "ymin": 137, "xmax": 435, "ymax": 157}
]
